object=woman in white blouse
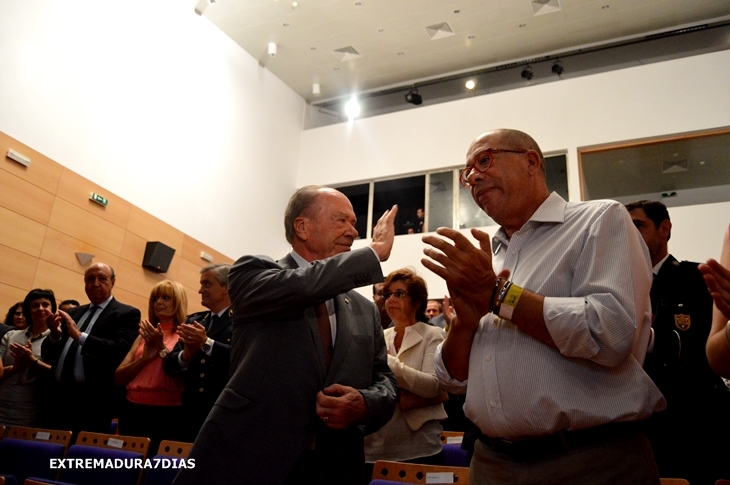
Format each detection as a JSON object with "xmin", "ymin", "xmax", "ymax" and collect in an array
[{"xmin": 364, "ymin": 268, "xmax": 447, "ymax": 472}]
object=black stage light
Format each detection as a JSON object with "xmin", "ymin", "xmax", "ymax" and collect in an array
[
  {"xmin": 405, "ymin": 89, "xmax": 422, "ymax": 105},
  {"xmin": 552, "ymin": 60, "xmax": 564, "ymax": 76},
  {"xmin": 521, "ymin": 66, "xmax": 533, "ymax": 81}
]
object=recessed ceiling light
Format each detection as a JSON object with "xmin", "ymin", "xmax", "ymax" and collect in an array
[
  {"xmin": 283, "ymin": 23, "xmax": 290, "ymax": 27},
  {"xmin": 601, "ymin": 4, "xmax": 609, "ymax": 9},
  {"xmin": 397, "ymin": 52, "xmax": 404, "ymax": 56},
  {"xmin": 333, "ymin": 67, "xmax": 340, "ymax": 71},
  {"xmin": 519, "ymin": 23, "xmax": 526, "ymax": 28},
  {"xmin": 453, "ymin": 9, "xmax": 460, "ymax": 13},
  {"xmin": 468, "ymin": 35, "xmax": 475, "ymax": 39},
  {"xmin": 700, "ymin": 161, "xmax": 706, "ymax": 165},
  {"xmin": 377, "ymin": 28, "xmax": 385, "ymax": 33},
  {"xmin": 291, "ymin": 1, "xmax": 298, "ymax": 7},
  {"xmin": 354, "ymin": 1, "xmax": 362, "ymax": 5},
  {"xmin": 310, "ymin": 47, "xmax": 316, "ymax": 50},
  {"xmin": 465, "ymin": 79, "xmax": 476, "ymax": 90}
]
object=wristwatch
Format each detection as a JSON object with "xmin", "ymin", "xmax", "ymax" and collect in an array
[{"xmin": 159, "ymin": 348, "xmax": 169, "ymax": 359}]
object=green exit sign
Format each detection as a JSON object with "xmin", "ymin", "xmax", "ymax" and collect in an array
[{"xmin": 89, "ymin": 192, "xmax": 108, "ymax": 207}]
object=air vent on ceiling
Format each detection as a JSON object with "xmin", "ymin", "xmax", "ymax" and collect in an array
[
  {"xmin": 531, "ymin": 0, "xmax": 561, "ymax": 16},
  {"xmin": 333, "ymin": 46, "xmax": 361, "ymax": 62},
  {"xmin": 425, "ymin": 22, "xmax": 455, "ymax": 40}
]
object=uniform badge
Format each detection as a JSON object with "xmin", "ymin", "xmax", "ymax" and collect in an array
[{"xmin": 674, "ymin": 313, "xmax": 691, "ymax": 331}]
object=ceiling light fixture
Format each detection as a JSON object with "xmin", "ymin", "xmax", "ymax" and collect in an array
[
  {"xmin": 405, "ymin": 88, "xmax": 422, "ymax": 105},
  {"xmin": 552, "ymin": 60, "xmax": 564, "ymax": 76},
  {"xmin": 268, "ymin": 42, "xmax": 277, "ymax": 57},
  {"xmin": 345, "ymin": 97, "xmax": 361, "ymax": 120},
  {"xmin": 465, "ymin": 79, "xmax": 476, "ymax": 90},
  {"xmin": 291, "ymin": 1, "xmax": 298, "ymax": 7},
  {"xmin": 521, "ymin": 65, "xmax": 533, "ymax": 80},
  {"xmin": 312, "ymin": 83, "xmax": 321, "ymax": 97}
]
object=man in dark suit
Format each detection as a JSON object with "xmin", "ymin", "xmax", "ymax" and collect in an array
[
  {"xmin": 627, "ymin": 200, "xmax": 730, "ymax": 485},
  {"xmin": 42, "ymin": 262, "xmax": 139, "ymax": 434},
  {"xmin": 175, "ymin": 186, "xmax": 399, "ymax": 485},
  {"xmin": 163, "ymin": 263, "xmax": 232, "ymax": 442}
]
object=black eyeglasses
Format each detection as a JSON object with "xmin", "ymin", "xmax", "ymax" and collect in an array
[
  {"xmin": 459, "ymin": 148, "xmax": 528, "ymax": 187},
  {"xmin": 383, "ymin": 290, "xmax": 409, "ymax": 300}
]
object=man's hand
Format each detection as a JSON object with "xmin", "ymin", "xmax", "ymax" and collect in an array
[
  {"xmin": 370, "ymin": 205, "xmax": 398, "ymax": 262},
  {"xmin": 53, "ymin": 310, "xmax": 81, "ymax": 341},
  {"xmin": 316, "ymin": 384, "xmax": 368, "ymax": 429},
  {"xmin": 178, "ymin": 322, "xmax": 208, "ymax": 362},
  {"xmin": 422, "ymin": 228, "xmax": 508, "ymax": 329},
  {"xmin": 700, "ymin": 258, "xmax": 730, "ymax": 321}
]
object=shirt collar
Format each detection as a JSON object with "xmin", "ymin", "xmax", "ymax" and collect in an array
[
  {"xmin": 493, "ymin": 192, "xmax": 566, "ymax": 249},
  {"xmin": 93, "ymin": 294, "xmax": 114, "ymax": 310},
  {"xmin": 653, "ymin": 254, "xmax": 670, "ymax": 275},
  {"xmin": 290, "ymin": 250, "xmax": 310, "ymax": 268}
]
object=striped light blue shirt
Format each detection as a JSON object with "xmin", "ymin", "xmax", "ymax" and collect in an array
[{"xmin": 434, "ymin": 192, "xmax": 666, "ymax": 439}]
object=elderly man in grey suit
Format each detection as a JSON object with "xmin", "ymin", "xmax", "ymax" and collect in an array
[{"xmin": 175, "ymin": 186, "xmax": 399, "ymax": 485}]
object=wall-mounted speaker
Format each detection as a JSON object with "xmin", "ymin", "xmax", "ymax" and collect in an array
[{"xmin": 142, "ymin": 241, "xmax": 176, "ymax": 273}]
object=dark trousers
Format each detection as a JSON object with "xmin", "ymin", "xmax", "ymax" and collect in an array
[{"xmin": 284, "ymin": 427, "xmax": 365, "ymax": 485}]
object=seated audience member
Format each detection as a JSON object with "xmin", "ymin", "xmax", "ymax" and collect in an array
[
  {"xmin": 59, "ymin": 299, "xmax": 80, "ymax": 312},
  {"xmin": 1, "ymin": 302, "xmax": 27, "ymax": 339},
  {"xmin": 700, "ymin": 223, "xmax": 730, "ymax": 379},
  {"xmin": 115, "ymin": 280, "xmax": 185, "ymax": 448},
  {"xmin": 364, "ymin": 269, "xmax": 447, "ymax": 476},
  {"xmin": 626, "ymin": 200, "xmax": 729, "ymax": 485},
  {"xmin": 0, "ymin": 289, "xmax": 55, "ymax": 426}
]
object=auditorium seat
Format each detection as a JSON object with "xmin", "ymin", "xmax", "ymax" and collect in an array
[
  {"xmin": 0, "ymin": 426, "xmax": 72, "ymax": 484},
  {"xmin": 141, "ymin": 440, "xmax": 193, "ymax": 485},
  {"xmin": 370, "ymin": 460, "xmax": 469, "ymax": 484}
]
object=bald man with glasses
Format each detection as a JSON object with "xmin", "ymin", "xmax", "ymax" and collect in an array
[{"xmin": 422, "ymin": 129, "xmax": 665, "ymax": 485}]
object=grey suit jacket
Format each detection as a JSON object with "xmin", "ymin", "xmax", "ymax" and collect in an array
[{"xmin": 175, "ymin": 247, "xmax": 398, "ymax": 485}]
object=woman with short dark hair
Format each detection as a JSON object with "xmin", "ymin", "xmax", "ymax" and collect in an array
[{"xmin": 0, "ymin": 289, "xmax": 55, "ymax": 426}]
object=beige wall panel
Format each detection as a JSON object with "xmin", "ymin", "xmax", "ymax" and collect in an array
[
  {"xmin": 0, "ymin": 132, "xmax": 63, "ymax": 194},
  {"xmin": 32, "ymin": 260, "xmax": 87, "ymax": 304},
  {"xmin": 56, "ymin": 169, "xmax": 132, "ymax": 229},
  {"xmin": 183, "ymin": 285, "xmax": 205, "ymax": 315},
  {"xmin": 120, "ymin": 231, "xmax": 147, "ymax": 266},
  {"xmin": 40, "ymin": 228, "xmax": 121, "ymax": 276},
  {"xmin": 115, "ymin": 259, "xmax": 167, "ymax": 300},
  {"xmin": 0, "ymin": 170, "xmax": 56, "ymax": 225},
  {"xmin": 0, "ymin": 207, "xmax": 46, "ymax": 257},
  {"xmin": 0, "ymin": 283, "xmax": 31, "ymax": 316},
  {"xmin": 112, "ymin": 287, "xmax": 148, "ymax": 318},
  {"xmin": 180, "ymin": 235, "xmax": 234, "ymax": 268},
  {"xmin": 175, "ymin": 258, "xmax": 203, "ymax": 291},
  {"xmin": 48, "ymin": 198, "xmax": 126, "ymax": 255},
  {"xmin": 126, "ymin": 207, "xmax": 184, "ymax": 252},
  {"xmin": 0, "ymin": 244, "xmax": 38, "ymax": 289}
]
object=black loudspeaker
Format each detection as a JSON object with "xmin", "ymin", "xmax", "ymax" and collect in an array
[{"xmin": 142, "ymin": 241, "xmax": 176, "ymax": 273}]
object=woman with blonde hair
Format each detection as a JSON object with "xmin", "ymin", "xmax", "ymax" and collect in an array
[
  {"xmin": 364, "ymin": 268, "xmax": 447, "ymax": 475},
  {"xmin": 115, "ymin": 280, "xmax": 186, "ymax": 447}
]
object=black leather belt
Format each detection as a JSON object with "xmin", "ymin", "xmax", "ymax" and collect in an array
[{"xmin": 477, "ymin": 421, "xmax": 644, "ymax": 461}]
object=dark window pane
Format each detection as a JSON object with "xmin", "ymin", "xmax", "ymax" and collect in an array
[
  {"xmin": 428, "ymin": 171, "xmax": 453, "ymax": 231},
  {"xmin": 373, "ymin": 176, "xmax": 426, "ymax": 235},
  {"xmin": 545, "ymin": 154, "xmax": 569, "ymax": 201},
  {"xmin": 338, "ymin": 183, "xmax": 369, "ymax": 239}
]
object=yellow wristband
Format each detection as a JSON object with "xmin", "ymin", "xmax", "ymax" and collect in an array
[{"xmin": 498, "ymin": 284, "xmax": 524, "ymax": 321}]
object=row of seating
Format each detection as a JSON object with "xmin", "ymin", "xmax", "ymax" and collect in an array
[{"xmin": 0, "ymin": 426, "xmax": 191, "ymax": 485}]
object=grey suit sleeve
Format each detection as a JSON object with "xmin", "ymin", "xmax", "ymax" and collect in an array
[
  {"xmin": 360, "ymin": 303, "xmax": 399, "ymax": 435},
  {"xmin": 229, "ymin": 248, "xmax": 383, "ymax": 322}
]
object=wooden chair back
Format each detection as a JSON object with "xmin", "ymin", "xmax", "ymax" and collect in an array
[
  {"xmin": 156, "ymin": 440, "xmax": 193, "ymax": 458},
  {"xmin": 439, "ymin": 431, "xmax": 464, "ymax": 444},
  {"xmin": 76, "ymin": 431, "xmax": 151, "ymax": 460},
  {"xmin": 371, "ymin": 460, "xmax": 469, "ymax": 484},
  {"xmin": 660, "ymin": 479, "xmax": 690, "ymax": 485},
  {"xmin": 8, "ymin": 426, "xmax": 72, "ymax": 447}
]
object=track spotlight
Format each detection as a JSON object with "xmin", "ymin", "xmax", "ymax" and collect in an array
[
  {"xmin": 405, "ymin": 88, "xmax": 422, "ymax": 105},
  {"xmin": 312, "ymin": 83, "xmax": 321, "ymax": 97},
  {"xmin": 552, "ymin": 60, "xmax": 564, "ymax": 76},
  {"xmin": 268, "ymin": 42, "xmax": 277, "ymax": 57},
  {"xmin": 521, "ymin": 66, "xmax": 533, "ymax": 81},
  {"xmin": 465, "ymin": 79, "xmax": 476, "ymax": 90}
]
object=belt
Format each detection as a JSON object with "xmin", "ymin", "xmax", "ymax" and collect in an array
[{"xmin": 477, "ymin": 420, "xmax": 644, "ymax": 461}]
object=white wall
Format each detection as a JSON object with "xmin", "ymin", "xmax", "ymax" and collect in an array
[
  {"xmin": 0, "ymin": 0, "xmax": 305, "ymax": 259},
  {"xmin": 298, "ymin": 51, "xmax": 730, "ymax": 299}
]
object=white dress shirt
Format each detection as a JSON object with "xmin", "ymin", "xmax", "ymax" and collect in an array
[{"xmin": 434, "ymin": 192, "xmax": 665, "ymax": 439}]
